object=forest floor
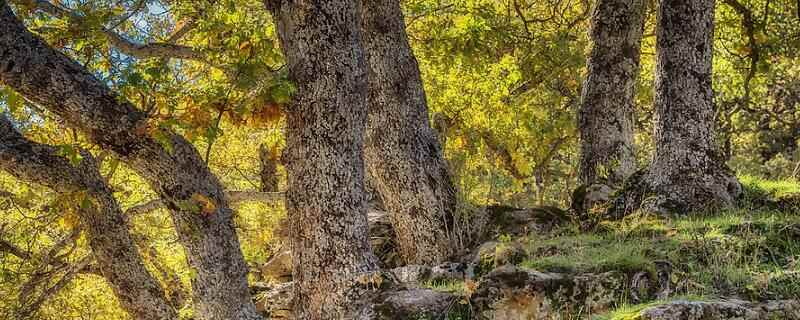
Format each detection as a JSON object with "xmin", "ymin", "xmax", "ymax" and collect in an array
[{"xmin": 418, "ymin": 176, "xmax": 800, "ymax": 319}]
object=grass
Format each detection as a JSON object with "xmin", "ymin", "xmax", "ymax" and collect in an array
[
  {"xmin": 517, "ymin": 207, "xmax": 800, "ymax": 301},
  {"xmin": 432, "ymin": 178, "xmax": 800, "ymax": 319},
  {"xmin": 421, "ymin": 279, "xmax": 466, "ymax": 295},
  {"xmin": 592, "ymin": 295, "xmax": 709, "ymax": 320}
]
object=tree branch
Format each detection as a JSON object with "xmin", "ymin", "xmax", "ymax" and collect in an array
[{"xmin": 21, "ymin": 0, "xmax": 207, "ymax": 61}]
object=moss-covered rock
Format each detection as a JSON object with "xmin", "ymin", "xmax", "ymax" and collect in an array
[{"xmin": 470, "ymin": 266, "xmax": 630, "ymax": 319}]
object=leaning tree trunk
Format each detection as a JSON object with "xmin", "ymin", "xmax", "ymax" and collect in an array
[
  {"xmin": 0, "ymin": 116, "xmax": 176, "ymax": 320},
  {"xmin": 265, "ymin": 0, "xmax": 381, "ymax": 319},
  {"xmin": 615, "ymin": 0, "xmax": 740, "ymax": 215},
  {"xmin": 361, "ymin": 0, "xmax": 458, "ymax": 265},
  {"xmin": 578, "ymin": 0, "xmax": 645, "ymax": 187},
  {"xmin": 0, "ymin": 3, "xmax": 260, "ymax": 319}
]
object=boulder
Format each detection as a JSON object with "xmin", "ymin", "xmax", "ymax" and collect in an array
[
  {"xmin": 639, "ymin": 299, "xmax": 800, "ymax": 320},
  {"xmin": 254, "ymin": 282, "xmax": 293, "ymax": 319},
  {"xmin": 354, "ymin": 288, "xmax": 460, "ymax": 320},
  {"xmin": 469, "ymin": 240, "xmax": 527, "ymax": 277},
  {"xmin": 260, "ymin": 250, "xmax": 293, "ymax": 283},
  {"xmin": 571, "ymin": 183, "xmax": 614, "ymax": 223},
  {"xmin": 389, "ymin": 262, "xmax": 468, "ymax": 285},
  {"xmin": 483, "ymin": 205, "xmax": 569, "ymax": 239},
  {"xmin": 470, "ymin": 266, "xmax": 626, "ymax": 319}
]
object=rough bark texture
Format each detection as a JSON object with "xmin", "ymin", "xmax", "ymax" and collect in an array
[
  {"xmin": 266, "ymin": 0, "xmax": 382, "ymax": 319},
  {"xmin": 0, "ymin": 3, "xmax": 259, "ymax": 319},
  {"xmin": 613, "ymin": 0, "xmax": 740, "ymax": 215},
  {"xmin": 578, "ymin": 0, "xmax": 645, "ymax": 186},
  {"xmin": 361, "ymin": 0, "xmax": 458, "ymax": 265},
  {"xmin": 0, "ymin": 116, "xmax": 176, "ymax": 320}
]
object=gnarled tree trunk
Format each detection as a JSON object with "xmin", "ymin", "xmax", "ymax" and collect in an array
[
  {"xmin": 361, "ymin": 0, "xmax": 458, "ymax": 265},
  {"xmin": 0, "ymin": 115, "xmax": 176, "ymax": 320},
  {"xmin": 265, "ymin": 0, "xmax": 381, "ymax": 318},
  {"xmin": 578, "ymin": 0, "xmax": 645, "ymax": 187},
  {"xmin": 644, "ymin": 0, "xmax": 740, "ymax": 212},
  {"xmin": 0, "ymin": 3, "xmax": 259, "ymax": 319}
]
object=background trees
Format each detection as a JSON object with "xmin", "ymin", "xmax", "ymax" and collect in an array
[{"xmin": 0, "ymin": 0, "xmax": 797, "ymax": 319}]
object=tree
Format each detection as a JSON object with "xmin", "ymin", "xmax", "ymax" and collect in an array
[
  {"xmin": 361, "ymin": 0, "xmax": 458, "ymax": 264},
  {"xmin": 615, "ymin": 0, "xmax": 741, "ymax": 215},
  {"xmin": 577, "ymin": 0, "xmax": 645, "ymax": 187},
  {"xmin": 264, "ymin": 0, "xmax": 381, "ymax": 318},
  {"xmin": 0, "ymin": 2, "xmax": 260, "ymax": 319},
  {"xmin": 0, "ymin": 115, "xmax": 176, "ymax": 320}
]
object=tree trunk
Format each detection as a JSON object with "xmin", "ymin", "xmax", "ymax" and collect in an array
[
  {"xmin": 361, "ymin": 0, "xmax": 458, "ymax": 265},
  {"xmin": 0, "ymin": 3, "xmax": 260, "ymax": 319},
  {"xmin": 258, "ymin": 143, "xmax": 279, "ymax": 192},
  {"xmin": 578, "ymin": 0, "xmax": 645, "ymax": 187},
  {"xmin": 0, "ymin": 115, "xmax": 176, "ymax": 320},
  {"xmin": 265, "ymin": 0, "xmax": 381, "ymax": 319},
  {"xmin": 645, "ymin": 0, "xmax": 740, "ymax": 212}
]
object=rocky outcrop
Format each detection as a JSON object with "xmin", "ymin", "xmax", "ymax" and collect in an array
[
  {"xmin": 639, "ymin": 299, "xmax": 800, "ymax": 320},
  {"xmin": 253, "ymin": 282, "xmax": 293, "ymax": 319},
  {"xmin": 482, "ymin": 206, "xmax": 570, "ymax": 239},
  {"xmin": 470, "ymin": 266, "xmax": 627, "ymax": 319},
  {"xmin": 260, "ymin": 250, "xmax": 292, "ymax": 283},
  {"xmin": 390, "ymin": 262, "xmax": 469, "ymax": 285},
  {"xmin": 354, "ymin": 288, "xmax": 460, "ymax": 320}
]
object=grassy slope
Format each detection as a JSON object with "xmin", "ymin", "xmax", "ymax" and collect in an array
[{"xmin": 423, "ymin": 177, "xmax": 800, "ymax": 319}]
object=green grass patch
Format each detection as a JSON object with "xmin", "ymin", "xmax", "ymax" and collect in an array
[
  {"xmin": 421, "ymin": 279, "xmax": 465, "ymax": 295},
  {"xmin": 592, "ymin": 295, "xmax": 709, "ymax": 320},
  {"xmin": 518, "ymin": 208, "xmax": 800, "ymax": 301}
]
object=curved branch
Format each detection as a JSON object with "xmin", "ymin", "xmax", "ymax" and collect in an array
[{"xmin": 22, "ymin": 0, "xmax": 206, "ymax": 61}]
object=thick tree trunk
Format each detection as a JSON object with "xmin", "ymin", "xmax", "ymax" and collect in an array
[
  {"xmin": 265, "ymin": 0, "xmax": 381, "ymax": 319},
  {"xmin": 361, "ymin": 0, "xmax": 458, "ymax": 265},
  {"xmin": 644, "ymin": 0, "xmax": 740, "ymax": 212},
  {"xmin": 0, "ymin": 3, "xmax": 260, "ymax": 319},
  {"xmin": 578, "ymin": 0, "xmax": 645, "ymax": 187},
  {"xmin": 0, "ymin": 116, "xmax": 176, "ymax": 320}
]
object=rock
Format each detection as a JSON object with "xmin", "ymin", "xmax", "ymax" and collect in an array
[
  {"xmin": 639, "ymin": 299, "xmax": 800, "ymax": 320},
  {"xmin": 469, "ymin": 240, "xmax": 527, "ymax": 277},
  {"xmin": 260, "ymin": 250, "xmax": 293, "ymax": 283},
  {"xmin": 430, "ymin": 262, "xmax": 468, "ymax": 282},
  {"xmin": 571, "ymin": 183, "xmax": 614, "ymax": 222},
  {"xmin": 389, "ymin": 262, "xmax": 468, "ymax": 284},
  {"xmin": 254, "ymin": 282, "xmax": 293, "ymax": 319},
  {"xmin": 470, "ymin": 266, "xmax": 626, "ymax": 319},
  {"xmin": 390, "ymin": 265, "xmax": 432, "ymax": 284},
  {"xmin": 368, "ymin": 210, "xmax": 400, "ymax": 268},
  {"xmin": 354, "ymin": 288, "xmax": 460, "ymax": 320},
  {"xmin": 483, "ymin": 205, "xmax": 569, "ymax": 239}
]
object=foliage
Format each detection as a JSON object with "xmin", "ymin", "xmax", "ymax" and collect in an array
[{"xmin": 0, "ymin": 0, "xmax": 798, "ymax": 318}]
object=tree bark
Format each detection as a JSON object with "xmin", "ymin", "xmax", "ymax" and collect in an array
[
  {"xmin": 361, "ymin": 0, "xmax": 458, "ymax": 265},
  {"xmin": 265, "ymin": 0, "xmax": 381, "ymax": 319},
  {"xmin": 578, "ymin": 0, "xmax": 645, "ymax": 187},
  {"xmin": 0, "ymin": 3, "xmax": 260, "ymax": 319},
  {"xmin": 0, "ymin": 115, "xmax": 177, "ymax": 320},
  {"xmin": 627, "ymin": 0, "xmax": 740, "ymax": 214}
]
